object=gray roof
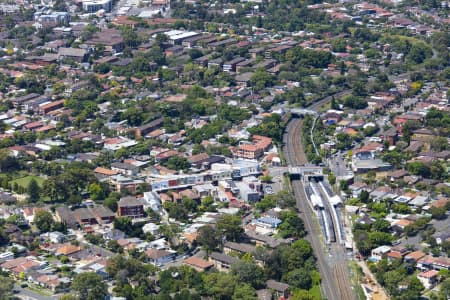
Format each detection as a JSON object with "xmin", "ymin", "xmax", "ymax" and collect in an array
[
  {"xmin": 111, "ymin": 162, "xmax": 139, "ymax": 170},
  {"xmin": 138, "ymin": 117, "xmax": 164, "ymax": 131},
  {"xmin": 118, "ymin": 196, "xmax": 143, "ymax": 208},
  {"xmin": 210, "ymin": 252, "xmax": 239, "ymax": 265},
  {"xmin": 266, "ymin": 280, "xmax": 289, "ymax": 292},
  {"xmin": 245, "ymin": 231, "xmax": 288, "ymax": 248},
  {"xmin": 73, "ymin": 207, "xmax": 95, "ymax": 220},
  {"xmin": 235, "ymin": 72, "xmax": 254, "ymax": 83},
  {"xmin": 58, "ymin": 47, "xmax": 87, "ymax": 57},
  {"xmin": 12, "ymin": 93, "xmax": 41, "ymax": 104},
  {"xmin": 90, "ymin": 206, "xmax": 115, "ymax": 218},
  {"xmin": 224, "ymin": 241, "xmax": 256, "ymax": 253},
  {"xmin": 55, "ymin": 206, "xmax": 77, "ymax": 227}
]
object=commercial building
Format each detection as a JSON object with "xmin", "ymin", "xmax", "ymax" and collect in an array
[
  {"xmin": 118, "ymin": 196, "xmax": 145, "ymax": 218},
  {"xmin": 35, "ymin": 12, "xmax": 70, "ymax": 26},
  {"xmin": 234, "ymin": 135, "xmax": 272, "ymax": 159},
  {"xmin": 82, "ymin": 0, "xmax": 113, "ymax": 13},
  {"xmin": 164, "ymin": 30, "xmax": 200, "ymax": 45}
]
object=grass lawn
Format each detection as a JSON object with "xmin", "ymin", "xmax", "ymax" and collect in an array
[
  {"xmin": 26, "ymin": 283, "xmax": 54, "ymax": 296},
  {"xmin": 309, "ymin": 284, "xmax": 322, "ymax": 299},
  {"xmin": 10, "ymin": 175, "xmax": 45, "ymax": 189}
]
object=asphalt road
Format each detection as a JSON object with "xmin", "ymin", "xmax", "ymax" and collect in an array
[
  {"xmin": 328, "ymin": 152, "xmax": 352, "ymax": 178},
  {"xmin": 14, "ymin": 285, "xmax": 58, "ymax": 300}
]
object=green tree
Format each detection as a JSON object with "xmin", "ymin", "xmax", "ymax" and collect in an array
[
  {"xmin": 164, "ymin": 156, "xmax": 191, "ymax": 171},
  {"xmin": 72, "ymin": 272, "xmax": 107, "ymax": 300},
  {"xmin": 122, "ymin": 107, "xmax": 144, "ymax": 126},
  {"xmin": 284, "ymin": 268, "xmax": 312, "ymax": 290},
  {"xmin": 291, "ymin": 289, "xmax": 316, "ymax": 300},
  {"xmin": 232, "ymin": 283, "xmax": 257, "ymax": 300},
  {"xmin": 406, "ymin": 43, "xmax": 432, "ymax": 64},
  {"xmin": 231, "ymin": 261, "xmax": 265, "ymax": 289},
  {"xmin": 89, "ymin": 183, "xmax": 106, "ymax": 200},
  {"xmin": 104, "ymin": 192, "xmax": 120, "ymax": 212},
  {"xmin": 429, "ymin": 206, "xmax": 447, "ymax": 220},
  {"xmin": 0, "ymin": 229, "xmax": 9, "ymax": 246},
  {"xmin": 255, "ymin": 196, "xmax": 276, "ymax": 212},
  {"xmin": 34, "ymin": 210, "xmax": 54, "ymax": 233},
  {"xmin": 430, "ymin": 136, "xmax": 449, "ymax": 152},
  {"xmin": 27, "ymin": 178, "xmax": 40, "ymax": 202},
  {"xmin": 278, "ymin": 210, "xmax": 306, "ymax": 238},
  {"xmin": 0, "ymin": 275, "xmax": 14, "ymax": 300},
  {"xmin": 203, "ymin": 272, "xmax": 237, "ymax": 299},
  {"xmin": 197, "ymin": 225, "xmax": 221, "ymax": 252},
  {"xmin": 250, "ymin": 69, "xmax": 275, "ymax": 91},
  {"xmin": 217, "ymin": 215, "xmax": 244, "ymax": 242},
  {"xmin": 407, "ymin": 161, "xmax": 431, "ymax": 178},
  {"xmin": 336, "ymin": 133, "xmax": 353, "ymax": 150},
  {"xmin": 372, "ymin": 219, "xmax": 391, "ymax": 232},
  {"xmin": 440, "ymin": 278, "xmax": 450, "ymax": 299},
  {"xmin": 359, "ymin": 190, "xmax": 370, "ymax": 203}
]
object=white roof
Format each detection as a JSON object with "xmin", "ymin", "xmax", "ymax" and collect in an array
[
  {"xmin": 35, "ymin": 144, "xmax": 52, "ymax": 151},
  {"xmin": 165, "ymin": 30, "xmax": 199, "ymax": 41},
  {"xmin": 330, "ymin": 195, "xmax": 342, "ymax": 205},
  {"xmin": 372, "ymin": 245, "xmax": 391, "ymax": 253}
]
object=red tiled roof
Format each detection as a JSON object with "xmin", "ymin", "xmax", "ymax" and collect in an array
[{"xmin": 183, "ymin": 256, "xmax": 213, "ymax": 269}]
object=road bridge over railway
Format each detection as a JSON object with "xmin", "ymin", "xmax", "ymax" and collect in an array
[
  {"xmin": 290, "ymin": 108, "xmax": 319, "ymax": 116},
  {"xmin": 288, "ymin": 165, "xmax": 324, "ymax": 181}
]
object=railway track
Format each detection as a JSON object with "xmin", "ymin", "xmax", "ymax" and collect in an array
[
  {"xmin": 283, "ymin": 74, "xmax": 414, "ymax": 300},
  {"xmin": 284, "ymin": 112, "xmax": 355, "ymax": 299},
  {"xmin": 334, "ymin": 263, "xmax": 354, "ymax": 300}
]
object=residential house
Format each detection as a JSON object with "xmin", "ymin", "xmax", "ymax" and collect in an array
[
  {"xmin": 405, "ymin": 251, "xmax": 426, "ymax": 264},
  {"xmin": 55, "ymin": 243, "xmax": 81, "ymax": 257},
  {"xmin": 94, "ymin": 167, "xmax": 119, "ymax": 179},
  {"xmin": 135, "ymin": 117, "xmax": 164, "ymax": 138},
  {"xmin": 209, "ymin": 252, "xmax": 239, "ymax": 272},
  {"xmin": 55, "ymin": 206, "xmax": 78, "ymax": 229},
  {"xmin": 103, "ymin": 229, "xmax": 125, "ymax": 241},
  {"xmin": 145, "ymin": 249, "xmax": 175, "ymax": 265},
  {"xmin": 370, "ymin": 245, "xmax": 391, "ymax": 262},
  {"xmin": 386, "ymin": 246, "xmax": 409, "ymax": 263},
  {"xmin": 0, "ymin": 251, "xmax": 14, "ymax": 263},
  {"xmin": 223, "ymin": 241, "xmax": 256, "ymax": 256},
  {"xmin": 266, "ymin": 280, "xmax": 290, "ymax": 299},
  {"xmin": 58, "ymin": 47, "xmax": 88, "ymax": 62},
  {"xmin": 223, "ymin": 57, "xmax": 246, "ymax": 73},
  {"xmin": 85, "ymin": 28, "xmax": 124, "ymax": 54},
  {"xmin": 73, "ymin": 208, "xmax": 97, "ymax": 225},
  {"xmin": 379, "ymin": 127, "xmax": 398, "ymax": 145},
  {"xmin": 254, "ymin": 217, "xmax": 282, "ymax": 229},
  {"xmin": 417, "ymin": 270, "xmax": 438, "ymax": 289},
  {"xmin": 90, "ymin": 206, "xmax": 115, "ymax": 224},
  {"xmin": 40, "ymin": 232, "xmax": 65, "ymax": 244},
  {"xmin": 182, "ymin": 256, "xmax": 214, "ymax": 272},
  {"xmin": 165, "ymin": 45, "xmax": 184, "ymax": 57},
  {"xmin": 111, "ymin": 162, "xmax": 139, "ymax": 176},
  {"xmin": 417, "ymin": 255, "xmax": 450, "ymax": 271},
  {"xmin": 244, "ymin": 231, "xmax": 288, "ymax": 248}
]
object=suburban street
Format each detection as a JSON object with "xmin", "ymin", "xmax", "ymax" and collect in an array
[
  {"xmin": 14, "ymin": 285, "xmax": 59, "ymax": 300},
  {"xmin": 327, "ymin": 152, "xmax": 353, "ymax": 179}
]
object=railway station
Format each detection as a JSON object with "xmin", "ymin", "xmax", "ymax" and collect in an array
[{"xmin": 288, "ymin": 165, "xmax": 324, "ymax": 181}]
